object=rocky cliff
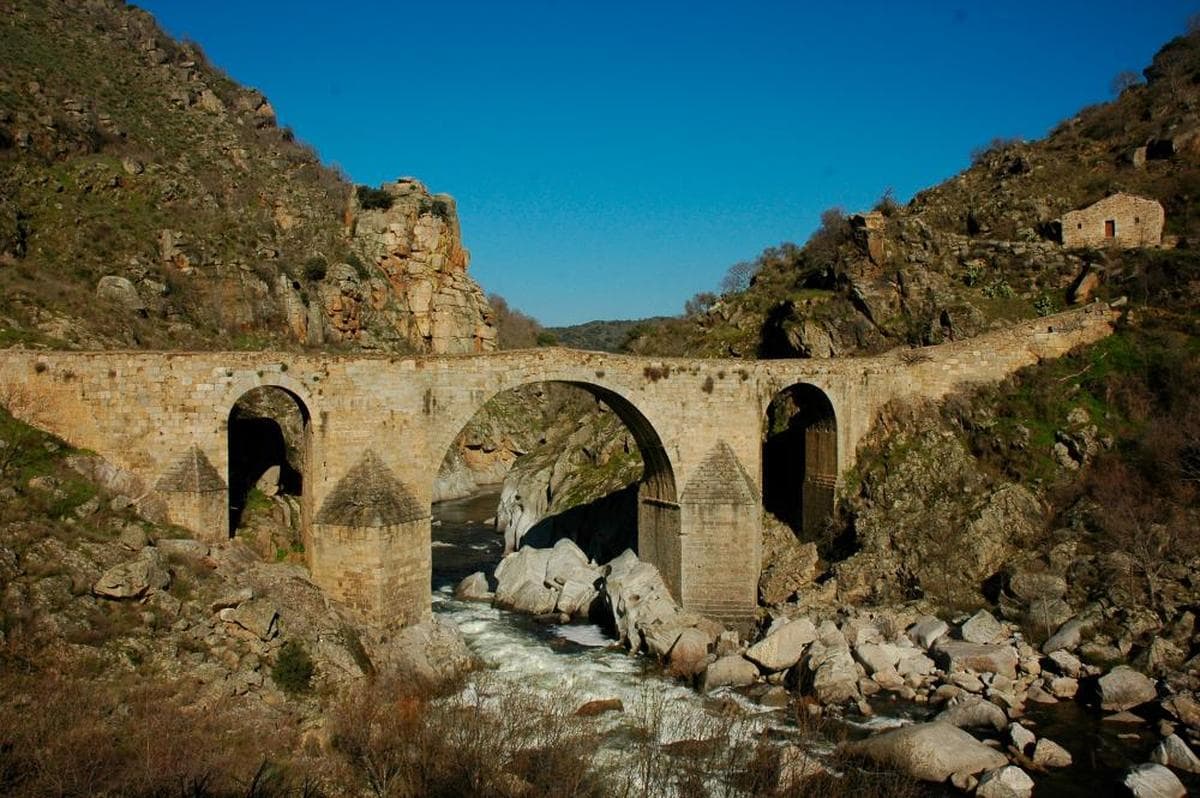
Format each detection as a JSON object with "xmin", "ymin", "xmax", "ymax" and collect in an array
[{"xmin": 0, "ymin": 0, "xmax": 494, "ymax": 353}]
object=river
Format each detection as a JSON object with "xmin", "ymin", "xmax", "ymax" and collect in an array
[
  {"xmin": 430, "ymin": 489, "xmax": 843, "ymax": 793},
  {"xmin": 429, "ymin": 489, "xmax": 1197, "ymax": 797}
]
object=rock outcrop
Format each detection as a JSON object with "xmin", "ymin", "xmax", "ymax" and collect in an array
[{"xmin": 342, "ymin": 179, "xmax": 496, "ymax": 354}]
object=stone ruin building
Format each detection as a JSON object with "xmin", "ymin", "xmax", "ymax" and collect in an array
[{"xmin": 1058, "ymin": 192, "xmax": 1164, "ymax": 249}]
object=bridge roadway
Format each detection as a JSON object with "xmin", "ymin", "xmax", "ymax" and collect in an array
[{"xmin": 0, "ymin": 304, "xmax": 1117, "ymax": 626}]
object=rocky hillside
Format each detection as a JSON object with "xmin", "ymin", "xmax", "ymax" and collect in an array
[
  {"xmin": 0, "ymin": 0, "xmax": 494, "ymax": 353},
  {"xmin": 0, "ymin": 400, "xmax": 481, "ymax": 792},
  {"xmin": 628, "ymin": 30, "xmax": 1200, "ymax": 360}
]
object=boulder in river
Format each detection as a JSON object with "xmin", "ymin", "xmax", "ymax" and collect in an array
[
  {"xmin": 702, "ymin": 655, "xmax": 758, "ymax": 691},
  {"xmin": 494, "ymin": 546, "xmax": 551, "ymax": 604},
  {"xmin": 455, "ymin": 571, "xmax": 491, "ymax": 601},
  {"xmin": 1032, "ymin": 737, "xmax": 1073, "ymax": 768},
  {"xmin": 800, "ymin": 626, "xmax": 860, "ymax": 705},
  {"xmin": 1098, "ymin": 666, "xmax": 1158, "ymax": 712},
  {"xmin": 976, "ymin": 765, "xmax": 1034, "ymax": 798},
  {"xmin": 1123, "ymin": 763, "xmax": 1186, "ymax": 798},
  {"xmin": 745, "ymin": 617, "xmax": 816, "ymax": 672},
  {"xmin": 1151, "ymin": 734, "xmax": 1200, "ymax": 773},
  {"xmin": 935, "ymin": 695, "xmax": 1009, "ymax": 731},
  {"xmin": 840, "ymin": 721, "xmax": 1009, "ymax": 782},
  {"xmin": 932, "ymin": 639, "xmax": 1018, "ymax": 679},
  {"xmin": 379, "ymin": 616, "xmax": 477, "ymax": 689},
  {"xmin": 667, "ymin": 627, "xmax": 711, "ymax": 677},
  {"xmin": 908, "ymin": 616, "xmax": 949, "ymax": 649},
  {"xmin": 959, "ymin": 609, "xmax": 1004, "ymax": 644}
]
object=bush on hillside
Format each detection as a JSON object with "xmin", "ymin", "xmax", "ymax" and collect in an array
[
  {"xmin": 303, "ymin": 257, "xmax": 327, "ymax": 282},
  {"xmin": 356, "ymin": 185, "xmax": 393, "ymax": 211},
  {"xmin": 271, "ymin": 640, "xmax": 314, "ymax": 695}
]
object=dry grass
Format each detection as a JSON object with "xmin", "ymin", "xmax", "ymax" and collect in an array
[{"xmin": 0, "ymin": 656, "xmax": 314, "ymax": 797}]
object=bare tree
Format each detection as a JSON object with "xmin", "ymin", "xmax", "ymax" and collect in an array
[
  {"xmin": 718, "ymin": 260, "xmax": 757, "ymax": 295},
  {"xmin": 683, "ymin": 292, "xmax": 717, "ymax": 318},
  {"xmin": 1110, "ymin": 69, "xmax": 1143, "ymax": 97}
]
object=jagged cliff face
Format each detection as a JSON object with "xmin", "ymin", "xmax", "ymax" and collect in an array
[
  {"xmin": 345, "ymin": 180, "xmax": 496, "ymax": 354},
  {"xmin": 0, "ymin": 0, "xmax": 494, "ymax": 353}
]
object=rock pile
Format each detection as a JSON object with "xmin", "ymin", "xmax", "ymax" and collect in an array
[{"xmin": 487, "ymin": 546, "xmax": 1200, "ymax": 795}]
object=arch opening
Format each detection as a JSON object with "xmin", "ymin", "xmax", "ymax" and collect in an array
[
  {"xmin": 227, "ymin": 386, "xmax": 312, "ymax": 557},
  {"xmin": 763, "ymin": 383, "xmax": 838, "ymax": 539},
  {"xmin": 432, "ymin": 380, "xmax": 679, "ymax": 594}
]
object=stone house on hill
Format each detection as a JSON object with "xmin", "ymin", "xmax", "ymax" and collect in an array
[{"xmin": 1058, "ymin": 193, "xmax": 1164, "ymax": 248}]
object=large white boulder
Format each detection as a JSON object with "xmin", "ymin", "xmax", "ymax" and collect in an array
[
  {"xmin": 935, "ymin": 696, "xmax": 1009, "ymax": 731},
  {"xmin": 701, "ymin": 655, "xmax": 758, "ymax": 691},
  {"xmin": 746, "ymin": 617, "xmax": 816, "ymax": 672},
  {"xmin": 454, "ymin": 571, "xmax": 491, "ymax": 601},
  {"xmin": 976, "ymin": 765, "xmax": 1034, "ymax": 798},
  {"xmin": 840, "ymin": 721, "xmax": 1008, "ymax": 782},
  {"xmin": 959, "ymin": 609, "xmax": 1004, "ymax": 644},
  {"xmin": 1123, "ymin": 763, "xmax": 1186, "ymax": 798},
  {"xmin": 1151, "ymin": 734, "xmax": 1200, "ymax": 774},
  {"xmin": 932, "ymin": 640, "xmax": 1018, "ymax": 679},
  {"xmin": 493, "ymin": 546, "xmax": 551, "ymax": 607},
  {"xmin": 909, "ymin": 616, "xmax": 949, "ymax": 649}
]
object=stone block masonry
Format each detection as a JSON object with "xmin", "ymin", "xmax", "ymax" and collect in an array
[{"xmin": 0, "ymin": 304, "xmax": 1118, "ymax": 628}]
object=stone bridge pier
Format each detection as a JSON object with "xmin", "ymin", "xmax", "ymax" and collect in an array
[{"xmin": 0, "ymin": 305, "xmax": 1117, "ymax": 628}]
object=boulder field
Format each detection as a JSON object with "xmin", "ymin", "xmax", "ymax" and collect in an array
[{"xmin": 473, "ymin": 542, "xmax": 1200, "ymax": 796}]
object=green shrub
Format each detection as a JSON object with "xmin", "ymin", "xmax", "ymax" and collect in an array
[
  {"xmin": 303, "ymin": 257, "xmax": 327, "ymax": 282},
  {"xmin": 982, "ymin": 278, "xmax": 1015, "ymax": 299},
  {"xmin": 356, "ymin": 185, "xmax": 393, "ymax": 211},
  {"xmin": 271, "ymin": 640, "xmax": 314, "ymax": 695}
]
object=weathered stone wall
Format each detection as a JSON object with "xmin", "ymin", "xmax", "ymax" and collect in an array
[
  {"xmin": 0, "ymin": 303, "xmax": 1118, "ymax": 627},
  {"xmin": 1059, "ymin": 192, "xmax": 1164, "ymax": 248}
]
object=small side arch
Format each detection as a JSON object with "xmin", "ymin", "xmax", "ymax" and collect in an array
[
  {"xmin": 226, "ymin": 384, "xmax": 314, "ymax": 546},
  {"xmin": 762, "ymin": 382, "xmax": 839, "ymax": 537}
]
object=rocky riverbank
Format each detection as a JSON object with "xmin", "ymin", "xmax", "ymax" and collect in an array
[{"xmin": 475, "ymin": 541, "xmax": 1200, "ymax": 796}]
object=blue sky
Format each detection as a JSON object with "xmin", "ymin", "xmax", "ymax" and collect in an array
[{"xmin": 139, "ymin": 1, "xmax": 1197, "ymax": 326}]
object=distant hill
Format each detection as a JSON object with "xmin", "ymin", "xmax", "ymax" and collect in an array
[{"xmin": 546, "ymin": 317, "xmax": 674, "ymax": 353}]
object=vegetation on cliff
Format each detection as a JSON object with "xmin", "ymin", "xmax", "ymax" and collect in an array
[
  {"xmin": 628, "ymin": 29, "xmax": 1200, "ymax": 361},
  {"xmin": 0, "ymin": 0, "xmax": 494, "ymax": 353}
]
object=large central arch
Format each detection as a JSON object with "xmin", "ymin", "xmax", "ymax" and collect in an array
[{"xmin": 434, "ymin": 379, "xmax": 682, "ymax": 598}]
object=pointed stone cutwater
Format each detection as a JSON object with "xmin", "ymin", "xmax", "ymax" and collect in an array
[
  {"xmin": 316, "ymin": 450, "xmax": 427, "ymax": 527},
  {"xmin": 311, "ymin": 450, "xmax": 430, "ymax": 627},
  {"xmin": 681, "ymin": 440, "xmax": 758, "ymax": 506},
  {"xmin": 156, "ymin": 444, "xmax": 225, "ymax": 493},
  {"xmin": 679, "ymin": 440, "xmax": 760, "ymax": 624},
  {"xmin": 155, "ymin": 444, "xmax": 227, "ymax": 542}
]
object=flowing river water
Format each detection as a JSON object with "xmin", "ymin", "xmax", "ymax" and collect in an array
[
  {"xmin": 429, "ymin": 489, "xmax": 1196, "ymax": 797},
  {"xmin": 430, "ymin": 489, "xmax": 835, "ymax": 792}
]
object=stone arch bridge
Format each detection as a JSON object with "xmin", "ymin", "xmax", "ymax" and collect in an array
[{"xmin": 0, "ymin": 306, "xmax": 1116, "ymax": 627}]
